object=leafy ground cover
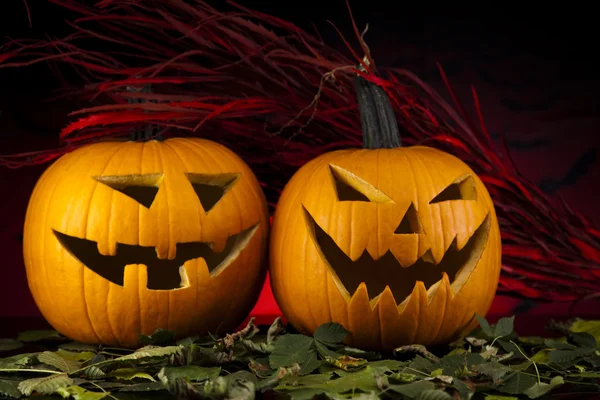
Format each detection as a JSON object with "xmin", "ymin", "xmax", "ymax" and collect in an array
[{"xmin": 2, "ymin": 314, "xmax": 600, "ymax": 399}]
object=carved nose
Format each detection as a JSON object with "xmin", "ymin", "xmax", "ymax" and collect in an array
[{"xmin": 394, "ymin": 203, "xmax": 425, "ymax": 235}]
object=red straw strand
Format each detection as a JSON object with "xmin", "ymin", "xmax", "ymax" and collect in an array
[{"xmin": 1, "ymin": 0, "xmax": 599, "ymax": 302}]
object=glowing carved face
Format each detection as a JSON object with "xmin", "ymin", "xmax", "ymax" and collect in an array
[
  {"xmin": 269, "ymin": 146, "xmax": 502, "ymax": 350},
  {"xmin": 53, "ymin": 172, "xmax": 258, "ymax": 290},
  {"xmin": 23, "ymin": 138, "xmax": 269, "ymax": 348}
]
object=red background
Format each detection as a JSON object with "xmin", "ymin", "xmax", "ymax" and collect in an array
[{"xmin": 0, "ymin": 3, "xmax": 599, "ymax": 327}]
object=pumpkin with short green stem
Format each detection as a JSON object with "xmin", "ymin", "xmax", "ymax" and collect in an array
[
  {"xmin": 269, "ymin": 73, "xmax": 502, "ymax": 350},
  {"xmin": 23, "ymin": 138, "xmax": 269, "ymax": 348}
]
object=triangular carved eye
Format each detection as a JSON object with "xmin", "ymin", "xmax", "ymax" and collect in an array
[
  {"xmin": 395, "ymin": 203, "xmax": 424, "ymax": 234},
  {"xmin": 93, "ymin": 173, "xmax": 163, "ymax": 209},
  {"xmin": 329, "ymin": 164, "xmax": 394, "ymax": 204},
  {"xmin": 186, "ymin": 173, "xmax": 240, "ymax": 213},
  {"xmin": 430, "ymin": 175, "xmax": 477, "ymax": 204}
]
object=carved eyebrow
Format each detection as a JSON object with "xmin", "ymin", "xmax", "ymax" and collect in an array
[
  {"xmin": 93, "ymin": 173, "xmax": 163, "ymax": 208},
  {"xmin": 429, "ymin": 174, "xmax": 477, "ymax": 204},
  {"xmin": 329, "ymin": 164, "xmax": 394, "ymax": 204}
]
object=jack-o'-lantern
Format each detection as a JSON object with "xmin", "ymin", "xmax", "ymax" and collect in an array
[
  {"xmin": 269, "ymin": 73, "xmax": 502, "ymax": 350},
  {"xmin": 23, "ymin": 138, "xmax": 269, "ymax": 348}
]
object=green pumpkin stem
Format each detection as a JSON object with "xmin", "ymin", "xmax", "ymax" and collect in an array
[{"xmin": 354, "ymin": 73, "xmax": 402, "ymax": 149}]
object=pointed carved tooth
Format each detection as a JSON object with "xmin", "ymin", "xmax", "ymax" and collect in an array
[
  {"xmin": 429, "ymin": 272, "xmax": 472, "ymax": 345},
  {"xmin": 375, "ymin": 286, "xmax": 399, "ymax": 314},
  {"xmin": 415, "ymin": 272, "xmax": 454, "ymax": 345},
  {"xmin": 349, "ymin": 282, "xmax": 371, "ymax": 309},
  {"xmin": 427, "ymin": 272, "xmax": 455, "ymax": 303},
  {"xmin": 396, "ymin": 281, "xmax": 428, "ymax": 344},
  {"xmin": 440, "ymin": 272, "xmax": 454, "ymax": 297},
  {"xmin": 419, "ymin": 249, "xmax": 435, "ymax": 264},
  {"xmin": 373, "ymin": 286, "xmax": 407, "ymax": 349},
  {"xmin": 348, "ymin": 283, "xmax": 381, "ymax": 349},
  {"xmin": 398, "ymin": 281, "xmax": 427, "ymax": 313}
]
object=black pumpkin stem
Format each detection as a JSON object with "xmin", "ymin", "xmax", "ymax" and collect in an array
[{"xmin": 354, "ymin": 72, "xmax": 402, "ymax": 149}]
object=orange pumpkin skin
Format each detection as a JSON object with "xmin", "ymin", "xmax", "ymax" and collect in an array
[
  {"xmin": 23, "ymin": 138, "xmax": 269, "ymax": 348},
  {"xmin": 269, "ymin": 101, "xmax": 502, "ymax": 350}
]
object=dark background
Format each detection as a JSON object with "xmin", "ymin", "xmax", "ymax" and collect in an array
[{"xmin": 0, "ymin": 2, "xmax": 598, "ymax": 319}]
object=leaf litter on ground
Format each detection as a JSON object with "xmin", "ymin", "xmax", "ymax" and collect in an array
[{"xmin": 1, "ymin": 315, "xmax": 600, "ymax": 399}]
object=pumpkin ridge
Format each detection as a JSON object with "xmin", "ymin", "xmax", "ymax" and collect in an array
[
  {"xmin": 84, "ymin": 142, "xmax": 129, "ymax": 345},
  {"xmin": 106, "ymin": 141, "xmax": 142, "ymax": 346},
  {"xmin": 37, "ymin": 146, "xmax": 99, "ymax": 343}
]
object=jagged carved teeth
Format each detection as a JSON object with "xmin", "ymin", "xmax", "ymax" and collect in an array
[
  {"xmin": 53, "ymin": 223, "xmax": 259, "ymax": 290},
  {"xmin": 303, "ymin": 206, "xmax": 491, "ymax": 303}
]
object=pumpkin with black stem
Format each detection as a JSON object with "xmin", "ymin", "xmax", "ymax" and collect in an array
[
  {"xmin": 23, "ymin": 135, "xmax": 269, "ymax": 348},
  {"xmin": 269, "ymin": 69, "xmax": 502, "ymax": 350}
]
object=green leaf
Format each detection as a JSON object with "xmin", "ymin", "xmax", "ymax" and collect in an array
[
  {"xmin": 313, "ymin": 323, "xmax": 348, "ymax": 346},
  {"xmin": 81, "ymin": 366, "xmax": 106, "ymax": 379},
  {"xmin": 438, "ymin": 353, "xmax": 486, "ymax": 376},
  {"xmin": 157, "ymin": 368, "xmax": 203, "ymax": 400},
  {"xmin": 18, "ymin": 373, "xmax": 73, "ymax": 396},
  {"xmin": 223, "ymin": 371, "xmax": 257, "ymax": 400},
  {"xmin": 544, "ymin": 338, "xmax": 575, "ymax": 350},
  {"xmin": 108, "ymin": 368, "xmax": 156, "ymax": 381},
  {"xmin": 298, "ymin": 348, "xmax": 322, "ymax": 375},
  {"xmin": 522, "ymin": 375, "xmax": 564, "ymax": 399},
  {"xmin": 452, "ymin": 378, "xmax": 472, "ymax": 400},
  {"xmin": 517, "ymin": 336, "xmax": 545, "ymax": 346},
  {"xmin": 548, "ymin": 347, "xmax": 594, "ymax": 366},
  {"xmin": 570, "ymin": 331, "xmax": 598, "ymax": 348},
  {"xmin": 139, "ymin": 329, "xmax": 176, "ymax": 346},
  {"xmin": 497, "ymin": 372, "xmax": 538, "ymax": 395},
  {"xmin": 389, "ymin": 380, "xmax": 436, "ymax": 398},
  {"xmin": 497, "ymin": 340, "xmax": 525, "ymax": 359},
  {"xmin": 475, "ymin": 314, "xmax": 495, "ymax": 338},
  {"xmin": 418, "ymin": 389, "xmax": 452, "ymax": 400},
  {"xmin": 82, "ymin": 345, "xmax": 181, "ymax": 372},
  {"xmin": 472, "ymin": 361, "xmax": 513, "ymax": 380},
  {"xmin": 117, "ymin": 382, "xmax": 164, "ymax": 392},
  {"xmin": 0, "ymin": 339, "xmax": 23, "ymax": 352},
  {"xmin": 494, "ymin": 316, "xmax": 515, "ymax": 338},
  {"xmin": 569, "ymin": 319, "xmax": 600, "ymax": 342},
  {"xmin": 368, "ymin": 359, "xmax": 408, "ymax": 373},
  {"xmin": 409, "ymin": 355, "xmax": 434, "ymax": 371},
  {"xmin": 56, "ymin": 349, "xmax": 96, "ymax": 363},
  {"xmin": 0, "ymin": 353, "xmax": 37, "ymax": 369},
  {"xmin": 484, "ymin": 396, "xmax": 519, "ymax": 400},
  {"xmin": 0, "ymin": 379, "xmax": 21, "ymax": 399},
  {"xmin": 269, "ymin": 334, "xmax": 314, "ymax": 369},
  {"xmin": 160, "ymin": 366, "xmax": 221, "ymax": 382},
  {"xmin": 56, "ymin": 385, "xmax": 109, "ymax": 400},
  {"xmin": 38, "ymin": 351, "xmax": 81, "ymax": 373},
  {"xmin": 281, "ymin": 366, "xmax": 381, "ymax": 397},
  {"xmin": 59, "ymin": 342, "xmax": 99, "ymax": 353},
  {"xmin": 118, "ymin": 346, "xmax": 181, "ymax": 362},
  {"xmin": 339, "ymin": 346, "xmax": 382, "ymax": 361},
  {"xmin": 17, "ymin": 330, "xmax": 65, "ymax": 343},
  {"xmin": 314, "ymin": 340, "xmax": 341, "ymax": 359},
  {"xmin": 389, "ymin": 372, "xmax": 418, "ymax": 383},
  {"xmin": 529, "ymin": 349, "xmax": 550, "ymax": 363}
]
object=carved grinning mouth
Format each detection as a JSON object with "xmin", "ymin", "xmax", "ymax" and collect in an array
[
  {"xmin": 303, "ymin": 207, "xmax": 491, "ymax": 302},
  {"xmin": 53, "ymin": 223, "xmax": 259, "ymax": 290}
]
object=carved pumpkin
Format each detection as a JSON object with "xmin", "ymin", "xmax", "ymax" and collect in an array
[
  {"xmin": 23, "ymin": 138, "xmax": 269, "ymax": 348},
  {"xmin": 269, "ymin": 74, "xmax": 502, "ymax": 350}
]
